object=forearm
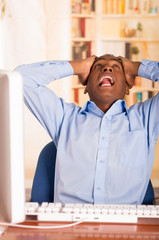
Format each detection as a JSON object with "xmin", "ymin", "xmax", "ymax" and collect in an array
[
  {"xmin": 69, "ymin": 60, "xmax": 85, "ymax": 75},
  {"xmin": 15, "ymin": 60, "xmax": 74, "ymax": 88}
]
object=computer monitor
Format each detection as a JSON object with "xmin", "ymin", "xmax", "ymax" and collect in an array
[{"xmin": 0, "ymin": 70, "xmax": 25, "ymax": 223}]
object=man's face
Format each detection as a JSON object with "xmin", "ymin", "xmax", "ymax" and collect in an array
[{"xmin": 86, "ymin": 54, "xmax": 128, "ymax": 110}]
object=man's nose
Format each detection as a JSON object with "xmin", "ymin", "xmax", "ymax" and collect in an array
[{"xmin": 102, "ymin": 66, "xmax": 113, "ymax": 73}]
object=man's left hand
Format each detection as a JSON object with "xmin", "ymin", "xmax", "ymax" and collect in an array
[{"xmin": 117, "ymin": 56, "xmax": 141, "ymax": 89}]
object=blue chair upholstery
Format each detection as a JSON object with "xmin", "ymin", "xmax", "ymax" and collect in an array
[
  {"xmin": 31, "ymin": 141, "xmax": 155, "ymax": 204},
  {"xmin": 31, "ymin": 142, "xmax": 56, "ymax": 203}
]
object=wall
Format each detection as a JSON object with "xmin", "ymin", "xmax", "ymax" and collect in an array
[
  {"xmin": 0, "ymin": 0, "xmax": 71, "ymax": 188},
  {"xmin": 0, "ymin": 0, "xmax": 158, "ymax": 189}
]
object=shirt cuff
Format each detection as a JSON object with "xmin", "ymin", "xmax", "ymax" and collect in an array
[
  {"xmin": 58, "ymin": 61, "xmax": 74, "ymax": 78},
  {"xmin": 138, "ymin": 59, "xmax": 159, "ymax": 82}
]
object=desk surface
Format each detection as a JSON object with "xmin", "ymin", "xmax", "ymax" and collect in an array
[{"xmin": 0, "ymin": 221, "xmax": 159, "ymax": 240}]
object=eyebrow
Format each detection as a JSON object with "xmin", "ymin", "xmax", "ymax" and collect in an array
[
  {"xmin": 93, "ymin": 56, "xmax": 122, "ymax": 67},
  {"xmin": 94, "ymin": 57, "xmax": 106, "ymax": 64},
  {"xmin": 110, "ymin": 57, "xmax": 122, "ymax": 65}
]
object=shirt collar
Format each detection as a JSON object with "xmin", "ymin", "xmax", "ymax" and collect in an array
[{"xmin": 79, "ymin": 99, "xmax": 128, "ymax": 119}]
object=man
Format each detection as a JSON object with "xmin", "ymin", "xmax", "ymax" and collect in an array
[{"xmin": 16, "ymin": 55, "xmax": 159, "ymax": 204}]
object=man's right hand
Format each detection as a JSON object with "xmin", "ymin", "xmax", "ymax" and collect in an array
[{"xmin": 69, "ymin": 56, "xmax": 96, "ymax": 85}]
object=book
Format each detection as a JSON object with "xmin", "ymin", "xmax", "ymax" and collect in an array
[
  {"xmin": 72, "ymin": 42, "xmax": 83, "ymax": 59},
  {"xmin": 86, "ymin": 41, "xmax": 92, "ymax": 57},
  {"xmin": 72, "ymin": 18, "xmax": 81, "ymax": 38},
  {"xmin": 119, "ymin": 0, "xmax": 125, "ymax": 14},
  {"xmin": 90, "ymin": 0, "xmax": 96, "ymax": 12},
  {"xmin": 103, "ymin": 0, "xmax": 125, "ymax": 14},
  {"xmin": 125, "ymin": 0, "xmax": 139, "ymax": 14},
  {"xmin": 72, "ymin": 42, "xmax": 92, "ymax": 60},
  {"xmin": 136, "ymin": 92, "xmax": 142, "ymax": 103},
  {"xmin": 71, "ymin": 0, "xmax": 96, "ymax": 14},
  {"xmin": 139, "ymin": 0, "xmax": 150, "ymax": 14},
  {"xmin": 125, "ymin": 42, "xmax": 130, "ymax": 59},
  {"xmin": 103, "ymin": 0, "xmax": 107, "ymax": 14},
  {"xmin": 81, "ymin": 2, "xmax": 91, "ymax": 14},
  {"xmin": 80, "ymin": 18, "xmax": 86, "ymax": 37},
  {"xmin": 112, "ymin": 0, "xmax": 119, "ymax": 14}
]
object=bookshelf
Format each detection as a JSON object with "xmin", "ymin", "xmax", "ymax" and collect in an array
[
  {"xmin": 71, "ymin": 0, "xmax": 96, "ymax": 103},
  {"xmin": 71, "ymin": 2, "xmax": 96, "ymax": 60},
  {"xmin": 70, "ymin": 0, "xmax": 159, "ymax": 106}
]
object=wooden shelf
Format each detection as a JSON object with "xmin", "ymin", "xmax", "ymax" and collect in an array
[
  {"xmin": 72, "ymin": 13, "xmax": 96, "ymax": 18},
  {"xmin": 101, "ymin": 38, "xmax": 159, "ymax": 43},
  {"xmin": 132, "ymin": 86, "xmax": 159, "ymax": 93},
  {"xmin": 102, "ymin": 14, "xmax": 159, "ymax": 19},
  {"xmin": 72, "ymin": 84, "xmax": 84, "ymax": 90},
  {"xmin": 72, "ymin": 38, "xmax": 96, "ymax": 42}
]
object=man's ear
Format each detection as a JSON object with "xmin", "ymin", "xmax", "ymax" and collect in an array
[{"xmin": 84, "ymin": 86, "xmax": 88, "ymax": 94}]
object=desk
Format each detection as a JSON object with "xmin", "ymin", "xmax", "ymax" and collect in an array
[{"xmin": 0, "ymin": 221, "xmax": 159, "ymax": 240}]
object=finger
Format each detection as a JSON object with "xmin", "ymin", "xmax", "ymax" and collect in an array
[
  {"xmin": 117, "ymin": 55, "xmax": 124, "ymax": 59},
  {"xmin": 91, "ymin": 55, "xmax": 98, "ymax": 59}
]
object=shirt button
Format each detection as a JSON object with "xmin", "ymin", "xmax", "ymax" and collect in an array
[
  {"xmin": 102, "ymin": 137, "xmax": 105, "ymax": 140},
  {"xmin": 100, "ymin": 160, "xmax": 104, "ymax": 163},
  {"xmin": 97, "ymin": 187, "xmax": 101, "ymax": 190}
]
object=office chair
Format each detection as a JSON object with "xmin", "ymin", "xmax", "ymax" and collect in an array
[{"xmin": 31, "ymin": 141, "xmax": 155, "ymax": 205}]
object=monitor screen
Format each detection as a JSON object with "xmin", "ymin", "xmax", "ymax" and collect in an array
[{"xmin": 0, "ymin": 70, "xmax": 25, "ymax": 223}]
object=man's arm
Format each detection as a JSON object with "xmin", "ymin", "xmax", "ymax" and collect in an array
[
  {"xmin": 16, "ymin": 61, "xmax": 73, "ymax": 87},
  {"xmin": 118, "ymin": 57, "xmax": 159, "ymax": 89},
  {"xmin": 16, "ymin": 57, "xmax": 96, "ymax": 144},
  {"xmin": 139, "ymin": 60, "xmax": 159, "ymax": 142},
  {"xmin": 16, "ymin": 61, "xmax": 74, "ymax": 145},
  {"xmin": 121, "ymin": 58, "xmax": 159, "ymax": 142}
]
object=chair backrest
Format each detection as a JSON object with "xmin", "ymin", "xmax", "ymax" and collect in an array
[
  {"xmin": 31, "ymin": 141, "xmax": 56, "ymax": 203},
  {"xmin": 31, "ymin": 141, "xmax": 155, "ymax": 204}
]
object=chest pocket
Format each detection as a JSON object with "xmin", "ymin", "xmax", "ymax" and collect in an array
[{"xmin": 120, "ymin": 130, "xmax": 147, "ymax": 168}]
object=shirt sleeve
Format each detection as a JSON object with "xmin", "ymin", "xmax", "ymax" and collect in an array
[
  {"xmin": 138, "ymin": 60, "xmax": 159, "ymax": 142},
  {"xmin": 15, "ymin": 61, "xmax": 74, "ymax": 145},
  {"xmin": 138, "ymin": 59, "xmax": 159, "ymax": 82}
]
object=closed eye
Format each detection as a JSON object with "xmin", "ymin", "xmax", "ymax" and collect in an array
[
  {"xmin": 112, "ymin": 64, "xmax": 120, "ymax": 70},
  {"xmin": 94, "ymin": 63, "xmax": 103, "ymax": 69}
]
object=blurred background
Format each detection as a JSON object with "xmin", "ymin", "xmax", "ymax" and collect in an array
[{"xmin": 0, "ymin": 0, "xmax": 159, "ymax": 190}]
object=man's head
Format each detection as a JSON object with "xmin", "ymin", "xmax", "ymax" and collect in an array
[{"xmin": 85, "ymin": 54, "xmax": 129, "ymax": 112}]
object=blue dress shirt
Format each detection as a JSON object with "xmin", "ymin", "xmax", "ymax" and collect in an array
[{"xmin": 16, "ymin": 59, "xmax": 159, "ymax": 204}]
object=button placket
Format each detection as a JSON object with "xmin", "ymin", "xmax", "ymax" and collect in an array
[{"xmin": 93, "ymin": 118, "xmax": 111, "ymax": 202}]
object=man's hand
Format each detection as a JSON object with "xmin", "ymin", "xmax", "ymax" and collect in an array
[
  {"xmin": 69, "ymin": 56, "xmax": 96, "ymax": 85},
  {"xmin": 117, "ymin": 56, "xmax": 141, "ymax": 89}
]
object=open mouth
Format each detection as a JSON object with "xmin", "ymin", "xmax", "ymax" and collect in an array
[{"xmin": 98, "ymin": 75, "xmax": 114, "ymax": 87}]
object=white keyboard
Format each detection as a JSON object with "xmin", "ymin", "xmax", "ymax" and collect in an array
[{"xmin": 25, "ymin": 202, "xmax": 159, "ymax": 224}]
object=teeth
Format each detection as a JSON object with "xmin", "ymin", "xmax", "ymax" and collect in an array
[
  {"xmin": 101, "ymin": 83, "xmax": 111, "ymax": 87},
  {"xmin": 99, "ymin": 76, "xmax": 114, "ymax": 86}
]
